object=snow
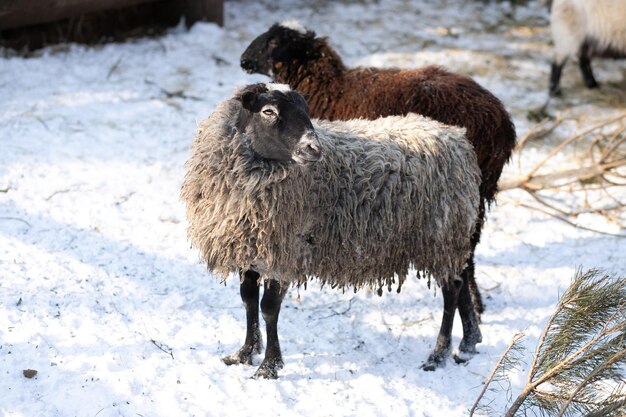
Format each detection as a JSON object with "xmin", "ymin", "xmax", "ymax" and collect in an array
[{"xmin": 1, "ymin": 0, "xmax": 625, "ymax": 416}]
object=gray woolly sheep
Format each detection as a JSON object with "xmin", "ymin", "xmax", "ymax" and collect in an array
[
  {"xmin": 181, "ymin": 83, "xmax": 481, "ymax": 379},
  {"xmin": 548, "ymin": 0, "xmax": 626, "ymax": 95}
]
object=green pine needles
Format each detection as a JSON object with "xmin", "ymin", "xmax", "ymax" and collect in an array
[{"xmin": 471, "ymin": 268, "xmax": 626, "ymax": 417}]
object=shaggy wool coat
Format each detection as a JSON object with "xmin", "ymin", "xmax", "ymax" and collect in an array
[{"xmin": 181, "ymin": 98, "xmax": 481, "ymax": 291}]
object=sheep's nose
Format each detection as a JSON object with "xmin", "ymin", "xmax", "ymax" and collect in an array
[
  {"xmin": 240, "ymin": 57, "xmax": 256, "ymax": 72},
  {"xmin": 295, "ymin": 133, "xmax": 323, "ymax": 164}
]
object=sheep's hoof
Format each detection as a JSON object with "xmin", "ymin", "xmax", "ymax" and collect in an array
[
  {"xmin": 222, "ymin": 352, "xmax": 252, "ymax": 366},
  {"xmin": 458, "ymin": 331, "xmax": 482, "ymax": 354},
  {"xmin": 453, "ymin": 350, "xmax": 473, "ymax": 364},
  {"xmin": 222, "ymin": 331, "xmax": 263, "ymax": 366},
  {"xmin": 421, "ymin": 352, "xmax": 447, "ymax": 371},
  {"xmin": 222, "ymin": 345, "xmax": 259, "ymax": 366},
  {"xmin": 251, "ymin": 357, "xmax": 284, "ymax": 380},
  {"xmin": 457, "ymin": 342, "xmax": 478, "ymax": 355},
  {"xmin": 549, "ymin": 88, "xmax": 562, "ymax": 98},
  {"xmin": 453, "ymin": 336, "xmax": 481, "ymax": 364}
]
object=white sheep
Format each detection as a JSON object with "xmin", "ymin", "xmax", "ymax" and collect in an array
[{"xmin": 548, "ymin": 0, "xmax": 626, "ymax": 95}]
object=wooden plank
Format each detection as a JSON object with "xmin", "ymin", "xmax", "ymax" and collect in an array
[
  {"xmin": 0, "ymin": 0, "xmax": 159, "ymax": 30},
  {"xmin": 0, "ymin": 1, "xmax": 188, "ymax": 50},
  {"xmin": 184, "ymin": 0, "xmax": 223, "ymax": 27}
]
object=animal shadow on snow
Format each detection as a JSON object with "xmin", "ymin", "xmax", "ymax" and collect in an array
[
  {"xmin": 3, "ymin": 200, "xmax": 623, "ymax": 381},
  {"xmin": 0, "ymin": 200, "xmax": 219, "ymax": 349}
]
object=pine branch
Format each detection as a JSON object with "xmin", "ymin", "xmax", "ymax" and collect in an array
[
  {"xmin": 469, "ymin": 332, "xmax": 526, "ymax": 417},
  {"xmin": 557, "ymin": 350, "xmax": 626, "ymax": 416},
  {"xmin": 479, "ymin": 269, "xmax": 626, "ymax": 417},
  {"xmin": 583, "ymin": 397, "xmax": 626, "ymax": 417},
  {"xmin": 531, "ymin": 305, "xmax": 624, "ymax": 388}
]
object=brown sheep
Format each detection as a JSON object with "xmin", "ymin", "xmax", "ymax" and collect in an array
[{"xmin": 240, "ymin": 23, "xmax": 517, "ymax": 368}]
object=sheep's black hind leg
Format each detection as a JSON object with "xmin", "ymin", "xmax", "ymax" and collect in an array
[
  {"xmin": 422, "ymin": 278, "xmax": 462, "ymax": 371},
  {"xmin": 579, "ymin": 55, "xmax": 599, "ymax": 89},
  {"xmin": 252, "ymin": 280, "xmax": 287, "ymax": 379},
  {"xmin": 222, "ymin": 269, "xmax": 263, "ymax": 366},
  {"xmin": 455, "ymin": 260, "xmax": 483, "ymax": 363}
]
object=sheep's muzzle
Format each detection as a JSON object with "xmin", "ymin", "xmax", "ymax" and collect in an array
[{"xmin": 293, "ymin": 132, "xmax": 322, "ymax": 164}]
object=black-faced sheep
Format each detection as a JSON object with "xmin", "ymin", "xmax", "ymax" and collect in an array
[
  {"xmin": 240, "ymin": 22, "xmax": 517, "ymax": 365},
  {"xmin": 181, "ymin": 83, "xmax": 482, "ymax": 378},
  {"xmin": 548, "ymin": 0, "xmax": 626, "ymax": 96}
]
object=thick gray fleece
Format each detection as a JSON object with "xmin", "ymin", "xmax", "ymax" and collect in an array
[{"xmin": 181, "ymin": 98, "xmax": 481, "ymax": 291}]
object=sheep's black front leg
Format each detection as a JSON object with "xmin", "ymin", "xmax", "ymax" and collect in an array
[
  {"xmin": 252, "ymin": 280, "xmax": 287, "ymax": 379},
  {"xmin": 455, "ymin": 260, "xmax": 483, "ymax": 363},
  {"xmin": 549, "ymin": 59, "xmax": 567, "ymax": 96},
  {"xmin": 222, "ymin": 269, "xmax": 263, "ymax": 366},
  {"xmin": 422, "ymin": 278, "xmax": 462, "ymax": 371}
]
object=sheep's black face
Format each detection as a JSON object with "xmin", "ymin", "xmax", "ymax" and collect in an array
[
  {"xmin": 236, "ymin": 83, "xmax": 322, "ymax": 165},
  {"xmin": 241, "ymin": 24, "xmax": 317, "ymax": 76}
]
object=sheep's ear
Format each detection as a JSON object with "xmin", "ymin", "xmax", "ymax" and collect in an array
[
  {"xmin": 293, "ymin": 92, "xmax": 310, "ymax": 114},
  {"xmin": 240, "ymin": 91, "xmax": 258, "ymax": 111},
  {"xmin": 270, "ymin": 29, "xmax": 316, "ymax": 62},
  {"xmin": 236, "ymin": 84, "xmax": 267, "ymax": 111}
]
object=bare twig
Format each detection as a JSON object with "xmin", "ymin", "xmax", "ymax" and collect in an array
[
  {"xmin": 500, "ymin": 112, "xmax": 626, "ymax": 233},
  {"xmin": 499, "ymin": 197, "xmax": 626, "ymax": 238},
  {"xmin": 0, "ymin": 217, "xmax": 32, "ymax": 228},
  {"xmin": 144, "ymin": 79, "xmax": 203, "ymax": 101},
  {"xmin": 500, "ymin": 159, "xmax": 626, "ymax": 191},
  {"xmin": 516, "ymin": 114, "xmax": 565, "ymax": 150},
  {"xmin": 526, "ymin": 113, "xmax": 626, "ymax": 179},
  {"xmin": 107, "ymin": 56, "xmax": 122, "ymax": 79},
  {"xmin": 318, "ymin": 297, "xmax": 356, "ymax": 320},
  {"xmin": 150, "ymin": 339, "xmax": 174, "ymax": 360}
]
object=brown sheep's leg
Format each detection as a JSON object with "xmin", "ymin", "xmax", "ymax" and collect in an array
[
  {"xmin": 422, "ymin": 278, "xmax": 462, "ymax": 371},
  {"xmin": 467, "ymin": 207, "xmax": 485, "ymax": 317},
  {"xmin": 252, "ymin": 280, "xmax": 287, "ymax": 379},
  {"xmin": 455, "ymin": 261, "xmax": 483, "ymax": 362},
  {"xmin": 454, "ymin": 206, "xmax": 484, "ymax": 361},
  {"xmin": 467, "ymin": 269, "xmax": 484, "ymax": 317},
  {"xmin": 222, "ymin": 269, "xmax": 263, "ymax": 366}
]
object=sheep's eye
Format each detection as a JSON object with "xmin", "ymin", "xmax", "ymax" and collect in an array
[{"xmin": 262, "ymin": 108, "xmax": 277, "ymax": 117}]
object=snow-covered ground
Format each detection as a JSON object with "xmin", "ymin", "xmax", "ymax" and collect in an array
[{"xmin": 1, "ymin": 1, "xmax": 625, "ymax": 416}]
